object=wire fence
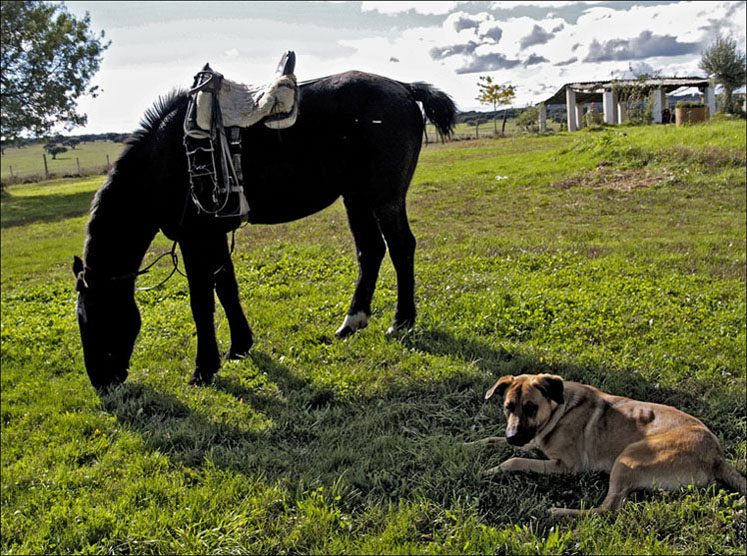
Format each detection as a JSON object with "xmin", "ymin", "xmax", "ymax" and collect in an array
[{"xmin": 2, "ymin": 153, "xmax": 116, "ymax": 185}]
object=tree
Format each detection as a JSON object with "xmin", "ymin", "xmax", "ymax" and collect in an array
[
  {"xmin": 699, "ymin": 34, "xmax": 746, "ymax": 114},
  {"xmin": 476, "ymin": 76, "xmax": 516, "ymax": 136},
  {"xmin": 0, "ymin": 1, "xmax": 110, "ymax": 148},
  {"xmin": 43, "ymin": 142, "xmax": 67, "ymax": 159},
  {"xmin": 515, "ymin": 105, "xmax": 539, "ymax": 132}
]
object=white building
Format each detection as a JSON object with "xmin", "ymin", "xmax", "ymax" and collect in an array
[{"xmin": 537, "ymin": 77, "xmax": 715, "ymax": 132}]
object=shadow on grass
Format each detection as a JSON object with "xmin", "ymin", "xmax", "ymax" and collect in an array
[
  {"xmin": 98, "ymin": 331, "xmax": 745, "ymax": 528},
  {"xmin": 1, "ymin": 190, "xmax": 95, "ymax": 228}
]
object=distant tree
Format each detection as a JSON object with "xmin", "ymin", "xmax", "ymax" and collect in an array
[
  {"xmin": 476, "ymin": 76, "xmax": 516, "ymax": 136},
  {"xmin": 44, "ymin": 143, "xmax": 67, "ymax": 159},
  {"xmin": 63, "ymin": 138, "xmax": 81, "ymax": 149},
  {"xmin": 0, "ymin": 1, "xmax": 110, "ymax": 148},
  {"xmin": 699, "ymin": 34, "xmax": 746, "ymax": 114},
  {"xmin": 516, "ymin": 105, "xmax": 539, "ymax": 132}
]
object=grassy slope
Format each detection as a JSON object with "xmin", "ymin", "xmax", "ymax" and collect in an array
[{"xmin": 1, "ymin": 119, "xmax": 745, "ymax": 554}]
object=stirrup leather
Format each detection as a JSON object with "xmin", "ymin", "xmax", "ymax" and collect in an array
[{"xmin": 183, "ymin": 64, "xmax": 250, "ymax": 220}]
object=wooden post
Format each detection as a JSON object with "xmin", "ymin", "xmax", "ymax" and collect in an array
[
  {"xmin": 43, "ymin": 154, "xmax": 49, "ymax": 178},
  {"xmin": 106, "ymin": 154, "xmax": 110, "ymax": 169},
  {"xmin": 9, "ymin": 165, "xmax": 13, "ymax": 179},
  {"xmin": 76, "ymin": 157, "xmax": 81, "ymax": 174}
]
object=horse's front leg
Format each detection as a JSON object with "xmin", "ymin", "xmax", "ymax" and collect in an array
[
  {"xmin": 214, "ymin": 234, "xmax": 253, "ymax": 358},
  {"xmin": 180, "ymin": 235, "xmax": 222, "ymax": 385}
]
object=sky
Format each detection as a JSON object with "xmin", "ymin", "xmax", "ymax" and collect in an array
[{"xmin": 63, "ymin": 0, "xmax": 747, "ymax": 134}]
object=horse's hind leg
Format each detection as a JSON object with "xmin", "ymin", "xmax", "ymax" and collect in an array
[
  {"xmin": 180, "ymin": 234, "xmax": 223, "ymax": 385},
  {"xmin": 214, "ymin": 235, "xmax": 253, "ymax": 358},
  {"xmin": 373, "ymin": 200, "xmax": 416, "ymax": 334},
  {"xmin": 336, "ymin": 198, "xmax": 386, "ymax": 338}
]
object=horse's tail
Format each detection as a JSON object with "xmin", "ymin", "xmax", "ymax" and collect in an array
[
  {"xmin": 715, "ymin": 459, "xmax": 747, "ymax": 495},
  {"xmin": 406, "ymin": 82, "xmax": 457, "ymax": 138}
]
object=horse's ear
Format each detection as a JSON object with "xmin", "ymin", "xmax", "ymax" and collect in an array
[
  {"xmin": 73, "ymin": 256, "xmax": 89, "ymax": 291},
  {"xmin": 485, "ymin": 375, "xmax": 514, "ymax": 400},
  {"xmin": 73, "ymin": 256, "xmax": 84, "ymax": 276}
]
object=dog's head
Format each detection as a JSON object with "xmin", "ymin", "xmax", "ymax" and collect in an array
[{"xmin": 485, "ymin": 374, "xmax": 564, "ymax": 447}]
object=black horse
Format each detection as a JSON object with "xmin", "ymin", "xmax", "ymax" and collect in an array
[{"xmin": 73, "ymin": 68, "xmax": 456, "ymax": 389}]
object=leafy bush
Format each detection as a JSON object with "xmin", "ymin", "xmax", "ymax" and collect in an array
[{"xmin": 676, "ymin": 102, "xmax": 707, "ymax": 108}]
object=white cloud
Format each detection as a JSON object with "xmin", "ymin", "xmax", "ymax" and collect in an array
[
  {"xmin": 361, "ymin": 1, "xmax": 460, "ymax": 15},
  {"xmin": 62, "ymin": 1, "xmax": 747, "ymax": 132}
]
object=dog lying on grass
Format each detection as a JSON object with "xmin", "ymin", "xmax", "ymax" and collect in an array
[{"xmin": 466, "ymin": 373, "xmax": 746, "ymax": 517}]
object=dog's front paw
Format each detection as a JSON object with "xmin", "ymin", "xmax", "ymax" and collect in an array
[
  {"xmin": 498, "ymin": 457, "xmax": 524, "ymax": 473},
  {"xmin": 463, "ymin": 436, "xmax": 506, "ymax": 448}
]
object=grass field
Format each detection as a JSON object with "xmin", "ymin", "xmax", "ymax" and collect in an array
[
  {"xmin": 1, "ymin": 119, "xmax": 745, "ymax": 554},
  {"xmin": 0, "ymin": 140, "xmax": 126, "ymax": 182}
]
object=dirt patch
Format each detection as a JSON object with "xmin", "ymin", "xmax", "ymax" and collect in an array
[{"xmin": 552, "ymin": 166, "xmax": 667, "ymax": 192}]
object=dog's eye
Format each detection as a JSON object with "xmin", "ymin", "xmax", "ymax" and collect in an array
[
  {"xmin": 523, "ymin": 403, "xmax": 537, "ymax": 417},
  {"xmin": 505, "ymin": 402, "xmax": 515, "ymax": 413}
]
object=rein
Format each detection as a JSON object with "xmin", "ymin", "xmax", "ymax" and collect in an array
[
  {"xmin": 109, "ymin": 241, "xmax": 185, "ymax": 291},
  {"xmin": 106, "ymin": 229, "xmax": 238, "ymax": 292}
]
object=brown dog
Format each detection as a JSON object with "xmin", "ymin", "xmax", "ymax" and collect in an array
[{"xmin": 466, "ymin": 373, "xmax": 746, "ymax": 516}]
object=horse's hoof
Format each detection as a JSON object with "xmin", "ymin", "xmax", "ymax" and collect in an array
[
  {"xmin": 334, "ymin": 311, "xmax": 369, "ymax": 339},
  {"xmin": 228, "ymin": 329, "xmax": 254, "ymax": 359},
  {"xmin": 91, "ymin": 370, "xmax": 128, "ymax": 393},
  {"xmin": 335, "ymin": 326, "xmax": 354, "ymax": 338},
  {"xmin": 228, "ymin": 341, "xmax": 253, "ymax": 360},
  {"xmin": 187, "ymin": 369, "xmax": 215, "ymax": 386},
  {"xmin": 385, "ymin": 322, "xmax": 413, "ymax": 337}
]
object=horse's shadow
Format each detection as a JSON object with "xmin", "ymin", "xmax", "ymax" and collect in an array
[{"xmin": 99, "ymin": 328, "xmax": 744, "ymax": 525}]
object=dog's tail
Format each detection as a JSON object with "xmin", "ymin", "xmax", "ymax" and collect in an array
[{"xmin": 715, "ymin": 460, "xmax": 746, "ymax": 495}]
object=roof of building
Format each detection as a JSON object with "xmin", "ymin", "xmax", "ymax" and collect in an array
[{"xmin": 541, "ymin": 77, "xmax": 711, "ymax": 105}]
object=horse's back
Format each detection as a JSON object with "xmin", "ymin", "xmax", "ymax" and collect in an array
[{"xmin": 243, "ymin": 71, "xmax": 425, "ymax": 224}]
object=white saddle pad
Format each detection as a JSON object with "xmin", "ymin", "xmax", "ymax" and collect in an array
[{"xmin": 195, "ymin": 73, "xmax": 298, "ymax": 132}]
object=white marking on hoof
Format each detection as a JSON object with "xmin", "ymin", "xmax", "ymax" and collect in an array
[{"xmin": 335, "ymin": 311, "xmax": 369, "ymax": 337}]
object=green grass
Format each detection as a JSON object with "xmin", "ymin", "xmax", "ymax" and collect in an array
[
  {"xmin": 2, "ymin": 120, "xmax": 745, "ymax": 554},
  {"xmin": 0, "ymin": 140, "xmax": 126, "ymax": 181}
]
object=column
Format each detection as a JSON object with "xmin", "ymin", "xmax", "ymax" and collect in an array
[
  {"xmin": 566, "ymin": 87, "xmax": 577, "ymax": 132},
  {"xmin": 575, "ymin": 103, "xmax": 585, "ymax": 129},
  {"xmin": 617, "ymin": 100, "xmax": 627, "ymax": 123},
  {"xmin": 603, "ymin": 90, "xmax": 616, "ymax": 124},
  {"xmin": 703, "ymin": 85, "xmax": 716, "ymax": 116},
  {"xmin": 538, "ymin": 103, "xmax": 547, "ymax": 132},
  {"xmin": 651, "ymin": 89, "xmax": 665, "ymax": 124}
]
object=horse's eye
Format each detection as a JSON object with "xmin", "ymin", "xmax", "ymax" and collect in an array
[
  {"xmin": 524, "ymin": 403, "xmax": 537, "ymax": 417},
  {"xmin": 505, "ymin": 402, "xmax": 515, "ymax": 413}
]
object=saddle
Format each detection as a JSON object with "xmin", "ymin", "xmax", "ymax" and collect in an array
[{"xmin": 183, "ymin": 51, "xmax": 298, "ymax": 221}]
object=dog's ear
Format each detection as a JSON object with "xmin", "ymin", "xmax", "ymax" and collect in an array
[
  {"xmin": 536, "ymin": 374, "xmax": 564, "ymax": 405},
  {"xmin": 485, "ymin": 375, "xmax": 514, "ymax": 400}
]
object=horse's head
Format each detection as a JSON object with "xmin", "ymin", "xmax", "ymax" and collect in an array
[{"xmin": 73, "ymin": 256, "xmax": 141, "ymax": 389}]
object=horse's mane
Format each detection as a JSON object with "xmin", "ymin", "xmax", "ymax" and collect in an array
[
  {"xmin": 85, "ymin": 89, "xmax": 188, "ymax": 250},
  {"xmin": 126, "ymin": 88, "xmax": 187, "ymax": 146}
]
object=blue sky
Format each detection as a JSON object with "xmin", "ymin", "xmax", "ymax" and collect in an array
[{"xmin": 65, "ymin": 1, "xmax": 746, "ymax": 134}]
